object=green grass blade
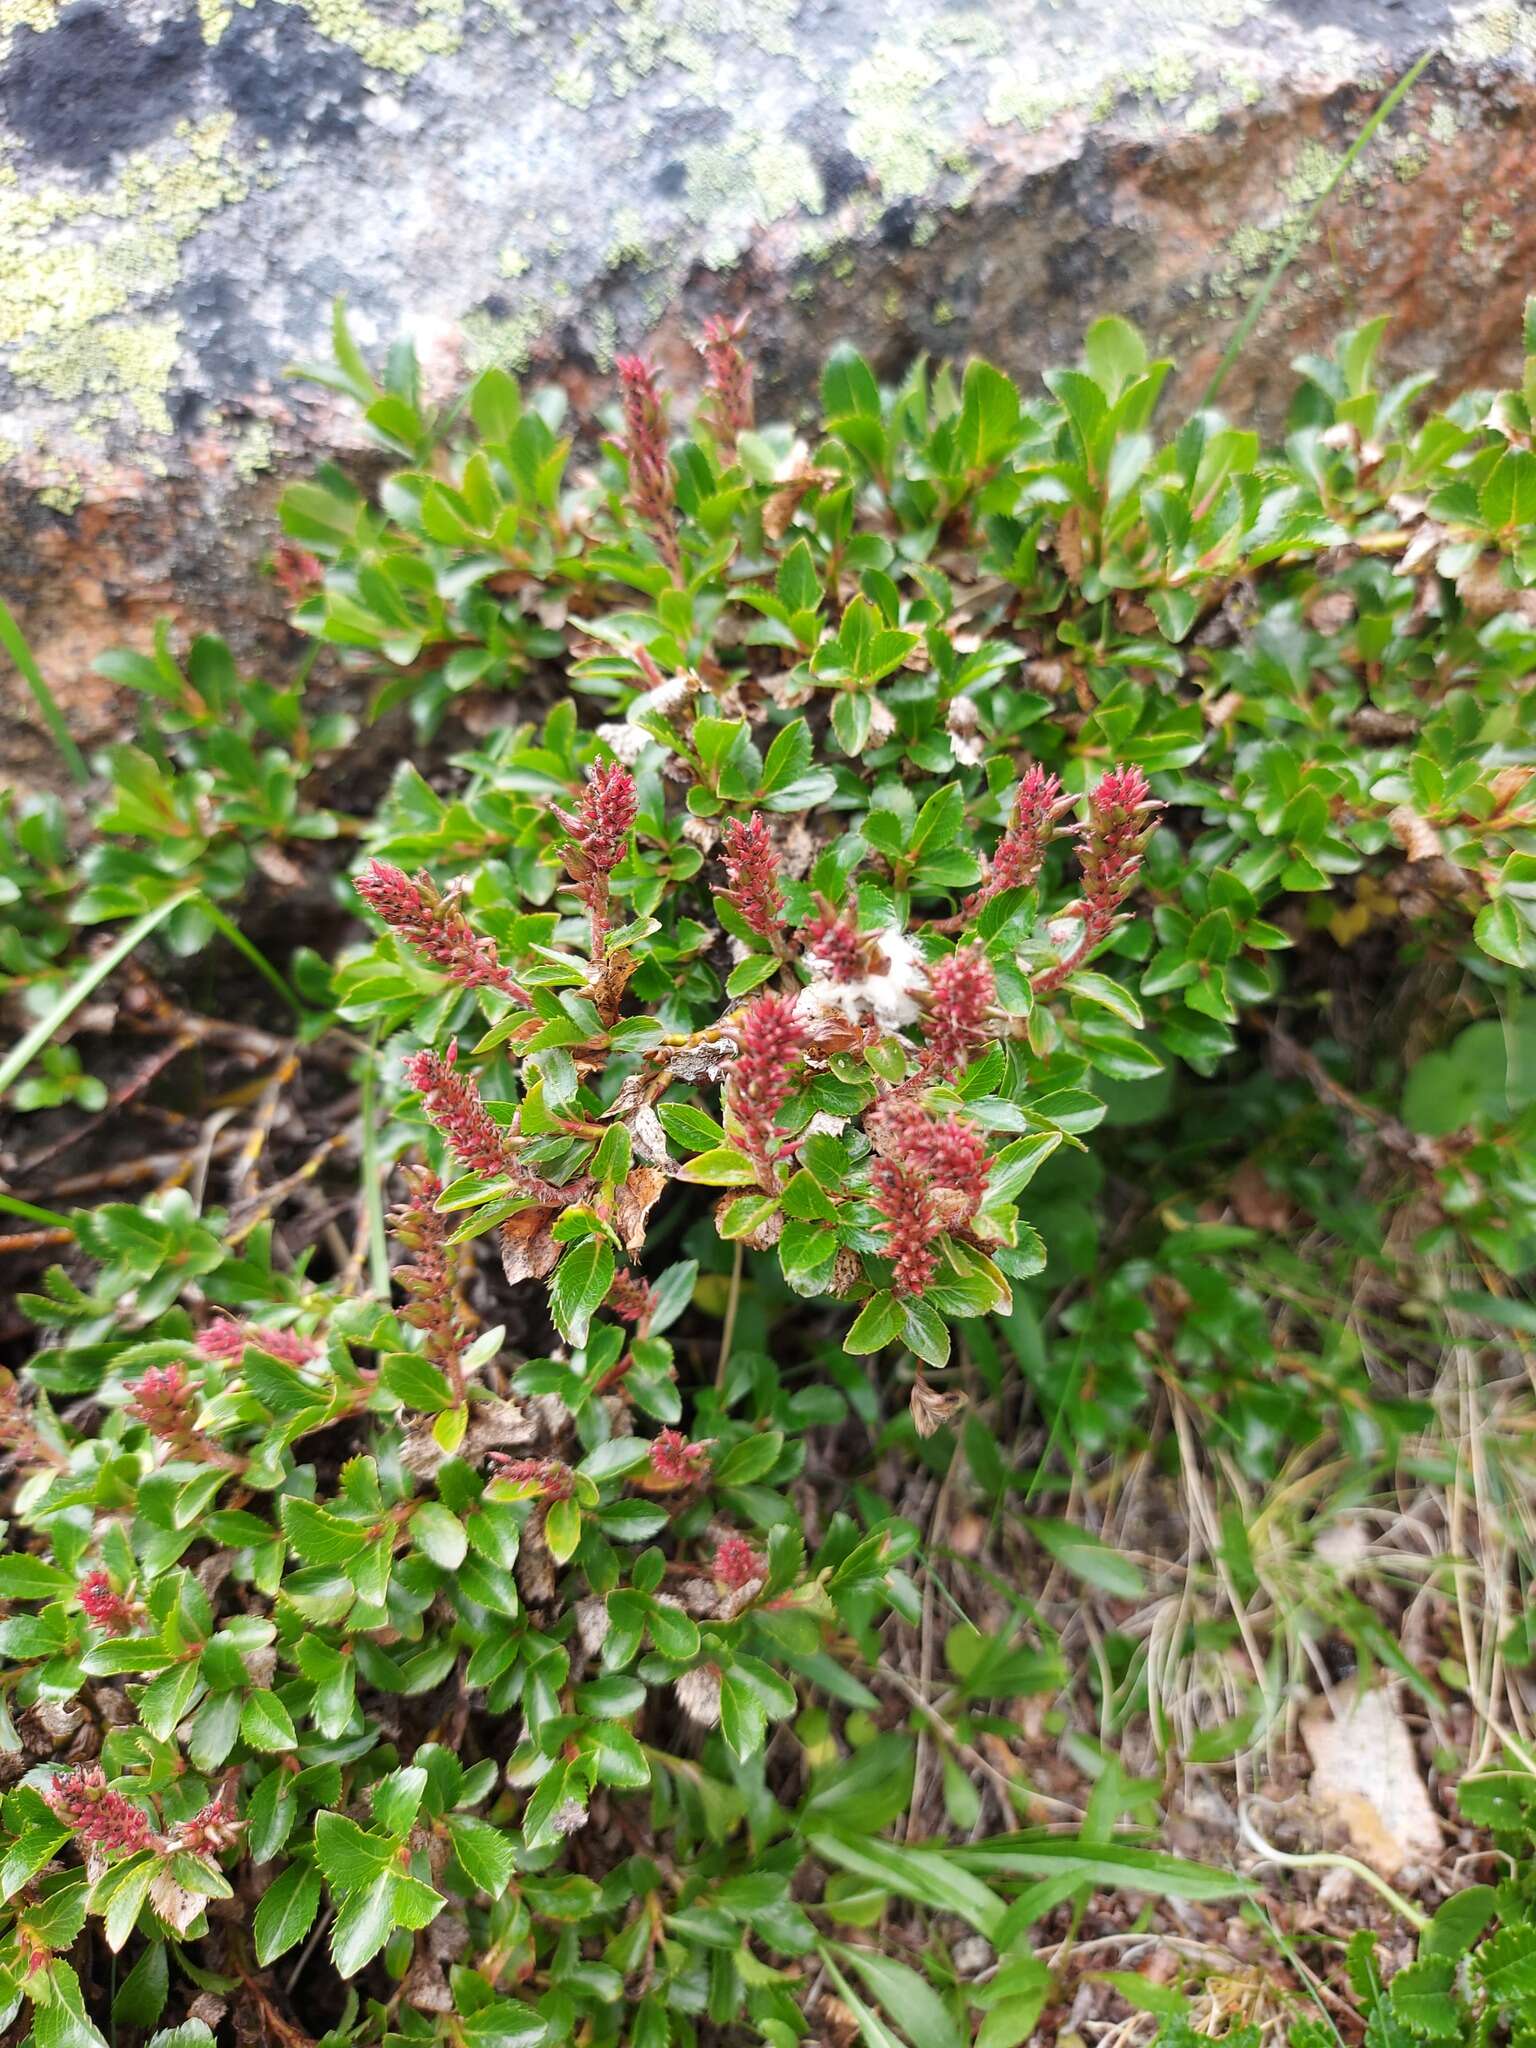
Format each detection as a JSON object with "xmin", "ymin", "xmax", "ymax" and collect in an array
[
  {"xmin": 0, "ymin": 1193, "xmax": 74, "ymax": 1230},
  {"xmin": 0, "ymin": 894, "xmax": 189, "ymax": 1100},
  {"xmin": 0, "ymin": 597, "xmax": 89, "ymax": 787},
  {"xmin": 195, "ymin": 894, "xmax": 305, "ymax": 1020},
  {"xmin": 1200, "ymin": 49, "xmax": 1435, "ymax": 409}
]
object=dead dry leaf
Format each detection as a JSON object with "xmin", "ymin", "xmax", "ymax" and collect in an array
[{"xmin": 1300, "ymin": 1683, "xmax": 1442, "ymax": 1878}]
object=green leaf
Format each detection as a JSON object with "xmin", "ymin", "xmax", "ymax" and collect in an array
[
  {"xmin": 822, "ymin": 349, "xmax": 882, "ymax": 421},
  {"xmin": 241, "ymin": 1689, "xmax": 298, "ymax": 1753},
  {"xmin": 902, "ymin": 1295, "xmax": 951, "ymax": 1366},
  {"xmin": 1386, "ymin": 1957, "xmax": 1460, "ymax": 2041},
  {"xmin": 1023, "ymin": 1519, "xmax": 1146, "ymax": 1599},
  {"xmin": 550, "ymin": 1238, "xmax": 614, "ymax": 1348},
  {"xmin": 0, "ymin": 1555, "xmax": 72, "ymax": 1598},
  {"xmin": 1479, "ymin": 1924, "xmax": 1536, "ymax": 2004},
  {"xmin": 828, "ymin": 1943, "xmax": 966, "ymax": 2048},
  {"xmin": 1084, "ymin": 315, "xmax": 1147, "ymax": 396},
  {"xmin": 678, "ymin": 1146, "xmax": 761, "ymax": 1186},
  {"xmin": 807, "ymin": 1833, "xmax": 1007, "ymax": 1939},
  {"xmin": 953, "ymin": 1834, "xmax": 1253, "ymax": 1904},
  {"xmin": 720, "ymin": 1670, "xmax": 768, "ymax": 1760},
  {"xmin": 112, "ymin": 1940, "xmax": 169, "ymax": 2028},
  {"xmin": 313, "ymin": 1812, "xmax": 395, "ymax": 1891},
  {"xmin": 1420, "ymin": 1884, "xmax": 1495, "ymax": 1961},
  {"xmin": 445, "ymin": 1814, "xmax": 516, "ymax": 1898},
  {"xmin": 253, "ymin": 1862, "xmax": 323, "ymax": 1965},
  {"xmin": 544, "ymin": 1496, "xmax": 582, "ymax": 1565},
  {"xmin": 1480, "ymin": 447, "xmax": 1536, "ymax": 531},
  {"xmin": 329, "ymin": 1875, "xmax": 398, "ymax": 1977},
  {"xmin": 92, "ymin": 1852, "xmax": 155, "ymax": 1952},
  {"xmin": 411, "ymin": 1502, "xmax": 469, "ymax": 1569},
  {"xmin": 845, "ymin": 1290, "xmax": 903, "ymax": 1354}
]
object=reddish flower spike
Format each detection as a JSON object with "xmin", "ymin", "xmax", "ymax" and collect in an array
[
  {"xmin": 720, "ymin": 813, "xmax": 784, "ymax": 941},
  {"xmin": 198, "ymin": 1316, "xmax": 316, "ymax": 1366},
  {"xmin": 801, "ymin": 903, "xmax": 863, "ymax": 983},
  {"xmin": 724, "ymin": 992, "xmax": 808, "ymax": 1184},
  {"xmin": 126, "ymin": 1362, "xmax": 193, "ymax": 1441},
  {"xmin": 389, "ymin": 1167, "xmax": 474, "ymax": 1402},
  {"xmin": 1035, "ymin": 764, "xmax": 1161, "ymax": 995},
  {"xmin": 404, "ymin": 1045, "xmax": 517, "ymax": 1184},
  {"xmin": 77, "ymin": 1572, "xmax": 132, "ymax": 1635},
  {"xmin": 554, "ymin": 760, "xmax": 638, "ymax": 959},
  {"xmin": 615, "ymin": 354, "xmax": 680, "ymax": 575},
  {"xmin": 44, "ymin": 1768, "xmax": 153, "ymax": 1856},
  {"xmin": 488, "ymin": 1454, "xmax": 574, "ymax": 1501},
  {"xmin": 650, "ymin": 1429, "xmax": 708, "ymax": 1485},
  {"xmin": 169, "ymin": 1786, "xmax": 244, "ymax": 1859},
  {"xmin": 356, "ymin": 860, "xmax": 529, "ymax": 1005},
  {"xmin": 700, "ymin": 313, "xmax": 754, "ymax": 448},
  {"xmin": 873, "ymin": 1098, "xmax": 989, "ymax": 1221},
  {"xmin": 607, "ymin": 1267, "xmax": 659, "ymax": 1327},
  {"xmin": 713, "ymin": 1534, "xmax": 766, "ymax": 1590},
  {"xmin": 869, "ymin": 1152, "xmax": 940, "ymax": 1297},
  {"xmin": 965, "ymin": 762, "xmax": 1069, "ymax": 914},
  {"xmin": 923, "ymin": 946, "xmax": 995, "ymax": 1079}
]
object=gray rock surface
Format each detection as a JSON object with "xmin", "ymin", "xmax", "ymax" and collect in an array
[{"xmin": 4, "ymin": 0, "xmax": 1536, "ymax": 778}]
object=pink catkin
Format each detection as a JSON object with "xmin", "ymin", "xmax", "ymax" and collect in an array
[
  {"xmin": 869, "ymin": 1154, "xmax": 940, "ymax": 1297},
  {"xmin": 801, "ymin": 905, "xmax": 863, "ymax": 983},
  {"xmin": 126, "ymin": 1363, "xmax": 194, "ymax": 1441},
  {"xmin": 615, "ymin": 355, "xmax": 680, "ymax": 575},
  {"xmin": 965, "ymin": 763, "xmax": 1069, "ymax": 915},
  {"xmin": 77, "ymin": 1573, "xmax": 132, "ymax": 1635},
  {"xmin": 869, "ymin": 1100, "xmax": 990, "ymax": 1296},
  {"xmin": 724, "ymin": 993, "xmax": 807, "ymax": 1184},
  {"xmin": 700, "ymin": 314, "xmax": 754, "ymax": 448},
  {"xmin": 720, "ymin": 813, "xmax": 784, "ymax": 941},
  {"xmin": 650, "ymin": 1429, "xmax": 709, "ymax": 1484},
  {"xmin": 607, "ymin": 1268, "xmax": 658, "ymax": 1326},
  {"xmin": 488, "ymin": 1454, "xmax": 574, "ymax": 1501},
  {"xmin": 44, "ymin": 1768, "xmax": 153, "ymax": 1856},
  {"xmin": 923, "ymin": 947, "xmax": 995, "ymax": 1078},
  {"xmin": 713, "ymin": 1534, "xmax": 766, "ymax": 1589},
  {"xmin": 356, "ymin": 861, "xmax": 529, "ymax": 1005},
  {"xmin": 555, "ymin": 761, "xmax": 638, "ymax": 959},
  {"xmin": 389, "ymin": 1168, "xmax": 473, "ymax": 1395},
  {"xmin": 168, "ymin": 1787, "xmax": 243, "ymax": 1858},
  {"xmin": 198, "ymin": 1316, "xmax": 316, "ymax": 1366},
  {"xmin": 404, "ymin": 1046, "xmax": 517, "ymax": 1182},
  {"xmin": 1035, "ymin": 765, "xmax": 1160, "ymax": 994}
]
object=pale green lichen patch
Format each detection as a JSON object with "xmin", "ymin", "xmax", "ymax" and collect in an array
[
  {"xmin": 21, "ymin": 316, "xmax": 184, "ymax": 436},
  {"xmin": 845, "ymin": 42, "xmax": 950, "ymax": 201},
  {"xmin": 681, "ymin": 132, "xmax": 823, "ymax": 263},
  {"xmin": 0, "ymin": 0, "xmax": 61, "ymax": 45},
  {"xmin": 229, "ymin": 419, "xmax": 275, "ymax": 481},
  {"xmin": 461, "ymin": 302, "xmax": 548, "ymax": 375},
  {"xmin": 1453, "ymin": 1, "xmax": 1536, "ymax": 60},
  {"xmin": 551, "ymin": 61, "xmax": 597, "ymax": 109},
  {"xmin": 1184, "ymin": 93, "xmax": 1223, "ymax": 134},
  {"xmin": 0, "ymin": 114, "xmax": 250, "ymax": 437}
]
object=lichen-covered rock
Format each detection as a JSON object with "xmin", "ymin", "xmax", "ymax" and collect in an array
[{"xmin": 3, "ymin": 0, "xmax": 1535, "ymax": 779}]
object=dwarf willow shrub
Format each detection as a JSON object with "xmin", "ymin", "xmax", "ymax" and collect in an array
[{"xmin": 2, "ymin": 301, "xmax": 1536, "ymax": 2046}]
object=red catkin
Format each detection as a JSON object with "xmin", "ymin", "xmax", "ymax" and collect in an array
[
  {"xmin": 356, "ymin": 860, "xmax": 529, "ymax": 1004},
  {"xmin": 712, "ymin": 1534, "xmax": 766, "ymax": 1589},
  {"xmin": 922, "ymin": 946, "xmax": 995, "ymax": 1078},
  {"xmin": 720, "ymin": 813, "xmax": 784, "ymax": 941},
  {"xmin": 615, "ymin": 354, "xmax": 680, "ymax": 576},
  {"xmin": 723, "ymin": 992, "xmax": 807, "ymax": 1184},
  {"xmin": 555, "ymin": 760, "xmax": 638, "ymax": 960}
]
